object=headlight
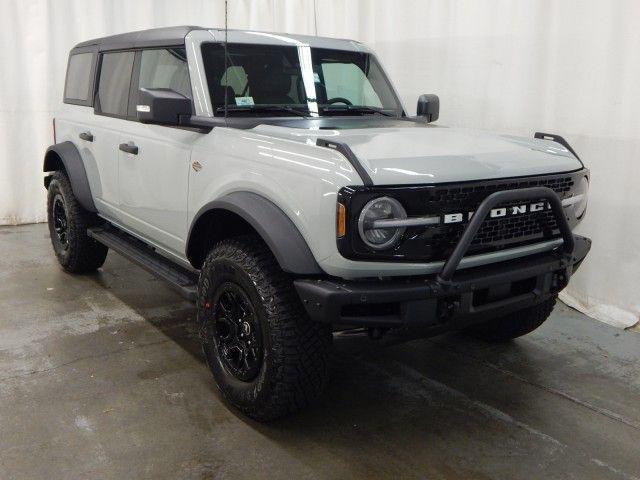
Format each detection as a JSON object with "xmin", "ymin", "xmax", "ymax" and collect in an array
[
  {"xmin": 358, "ymin": 196, "xmax": 407, "ymax": 250},
  {"xmin": 574, "ymin": 176, "xmax": 589, "ymax": 218}
]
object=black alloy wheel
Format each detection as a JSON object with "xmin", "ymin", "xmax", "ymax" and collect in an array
[
  {"xmin": 46, "ymin": 170, "xmax": 108, "ymax": 273},
  {"xmin": 52, "ymin": 193, "xmax": 69, "ymax": 250},
  {"xmin": 209, "ymin": 282, "xmax": 263, "ymax": 382}
]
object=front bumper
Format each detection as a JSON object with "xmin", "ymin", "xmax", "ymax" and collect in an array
[{"xmin": 295, "ymin": 235, "xmax": 590, "ymax": 331}]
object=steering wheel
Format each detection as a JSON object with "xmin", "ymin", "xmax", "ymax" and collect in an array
[{"xmin": 326, "ymin": 97, "xmax": 353, "ymax": 106}]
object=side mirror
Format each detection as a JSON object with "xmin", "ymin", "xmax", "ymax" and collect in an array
[
  {"xmin": 136, "ymin": 88, "xmax": 192, "ymax": 125},
  {"xmin": 416, "ymin": 94, "xmax": 439, "ymax": 123}
]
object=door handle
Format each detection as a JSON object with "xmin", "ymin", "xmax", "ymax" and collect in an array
[
  {"xmin": 119, "ymin": 142, "xmax": 138, "ymax": 155},
  {"xmin": 79, "ymin": 131, "xmax": 94, "ymax": 142}
]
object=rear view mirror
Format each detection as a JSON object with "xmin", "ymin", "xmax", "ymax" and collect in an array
[
  {"xmin": 417, "ymin": 94, "xmax": 439, "ymax": 123},
  {"xmin": 136, "ymin": 88, "xmax": 192, "ymax": 126}
]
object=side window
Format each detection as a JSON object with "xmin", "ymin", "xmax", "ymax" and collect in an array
[
  {"xmin": 64, "ymin": 53, "xmax": 94, "ymax": 104},
  {"xmin": 96, "ymin": 51, "xmax": 135, "ymax": 116},
  {"xmin": 138, "ymin": 48, "xmax": 191, "ymax": 99}
]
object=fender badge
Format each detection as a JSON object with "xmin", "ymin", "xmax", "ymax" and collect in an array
[{"xmin": 192, "ymin": 161, "xmax": 202, "ymax": 172}]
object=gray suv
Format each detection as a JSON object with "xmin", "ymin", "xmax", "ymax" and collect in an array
[{"xmin": 44, "ymin": 26, "xmax": 591, "ymax": 420}]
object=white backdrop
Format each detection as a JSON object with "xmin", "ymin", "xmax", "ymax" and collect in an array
[{"xmin": 0, "ymin": 0, "xmax": 638, "ymax": 328}]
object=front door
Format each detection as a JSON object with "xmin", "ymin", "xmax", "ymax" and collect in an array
[{"xmin": 117, "ymin": 48, "xmax": 200, "ymax": 257}]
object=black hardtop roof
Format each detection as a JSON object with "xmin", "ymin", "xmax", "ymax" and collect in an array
[
  {"xmin": 71, "ymin": 25, "xmax": 361, "ymax": 54},
  {"xmin": 72, "ymin": 26, "xmax": 202, "ymax": 52}
]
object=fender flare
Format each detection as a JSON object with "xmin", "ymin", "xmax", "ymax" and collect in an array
[
  {"xmin": 188, "ymin": 192, "xmax": 323, "ymax": 275},
  {"xmin": 43, "ymin": 141, "xmax": 96, "ymax": 212}
]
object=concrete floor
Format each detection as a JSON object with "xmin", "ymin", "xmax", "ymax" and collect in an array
[{"xmin": 1, "ymin": 224, "xmax": 639, "ymax": 480}]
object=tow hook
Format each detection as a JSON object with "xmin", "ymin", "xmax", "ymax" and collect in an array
[
  {"xmin": 551, "ymin": 270, "xmax": 569, "ymax": 292},
  {"xmin": 437, "ymin": 298, "xmax": 459, "ymax": 321}
]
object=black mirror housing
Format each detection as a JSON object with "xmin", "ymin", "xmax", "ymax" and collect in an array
[
  {"xmin": 137, "ymin": 88, "xmax": 193, "ymax": 125},
  {"xmin": 417, "ymin": 94, "xmax": 439, "ymax": 123}
]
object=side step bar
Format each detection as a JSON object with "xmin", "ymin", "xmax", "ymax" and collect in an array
[{"xmin": 87, "ymin": 225, "xmax": 198, "ymax": 301}]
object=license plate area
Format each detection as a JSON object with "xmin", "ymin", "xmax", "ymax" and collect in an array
[{"xmin": 472, "ymin": 276, "xmax": 537, "ymax": 307}]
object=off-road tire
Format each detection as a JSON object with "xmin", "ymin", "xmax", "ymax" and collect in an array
[
  {"xmin": 197, "ymin": 235, "xmax": 332, "ymax": 421},
  {"xmin": 464, "ymin": 296, "xmax": 557, "ymax": 342},
  {"xmin": 47, "ymin": 171, "xmax": 108, "ymax": 273}
]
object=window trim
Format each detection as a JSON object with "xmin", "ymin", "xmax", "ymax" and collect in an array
[
  {"xmin": 127, "ymin": 50, "xmax": 143, "ymax": 118},
  {"xmin": 63, "ymin": 46, "xmax": 98, "ymax": 107}
]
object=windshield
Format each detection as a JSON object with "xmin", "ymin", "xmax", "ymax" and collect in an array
[{"xmin": 201, "ymin": 42, "xmax": 403, "ymax": 117}]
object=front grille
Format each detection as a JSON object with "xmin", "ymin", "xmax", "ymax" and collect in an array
[
  {"xmin": 426, "ymin": 207, "xmax": 559, "ymax": 258},
  {"xmin": 337, "ymin": 170, "xmax": 585, "ymax": 263},
  {"xmin": 424, "ymin": 176, "xmax": 574, "ymax": 207},
  {"xmin": 473, "ymin": 208, "xmax": 557, "ymax": 245},
  {"xmin": 419, "ymin": 176, "xmax": 574, "ymax": 259}
]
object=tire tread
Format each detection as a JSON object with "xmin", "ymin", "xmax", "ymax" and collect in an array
[
  {"xmin": 199, "ymin": 235, "xmax": 331, "ymax": 421},
  {"xmin": 47, "ymin": 171, "xmax": 107, "ymax": 273}
]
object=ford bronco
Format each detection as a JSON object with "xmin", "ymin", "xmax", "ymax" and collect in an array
[{"xmin": 44, "ymin": 26, "xmax": 591, "ymax": 420}]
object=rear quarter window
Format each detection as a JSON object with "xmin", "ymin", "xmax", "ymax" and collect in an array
[{"xmin": 64, "ymin": 52, "xmax": 95, "ymax": 104}]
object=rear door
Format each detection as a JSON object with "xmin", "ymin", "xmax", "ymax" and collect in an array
[
  {"xmin": 91, "ymin": 50, "xmax": 136, "ymax": 219},
  {"xmin": 117, "ymin": 47, "xmax": 200, "ymax": 257}
]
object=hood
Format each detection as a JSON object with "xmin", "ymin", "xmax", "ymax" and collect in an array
[{"xmin": 256, "ymin": 122, "xmax": 583, "ymax": 185}]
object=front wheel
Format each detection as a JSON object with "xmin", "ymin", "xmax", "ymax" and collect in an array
[
  {"xmin": 197, "ymin": 235, "xmax": 332, "ymax": 421},
  {"xmin": 464, "ymin": 296, "xmax": 557, "ymax": 342}
]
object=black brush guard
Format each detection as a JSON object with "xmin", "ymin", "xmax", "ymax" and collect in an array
[
  {"xmin": 294, "ymin": 187, "xmax": 591, "ymax": 331},
  {"xmin": 437, "ymin": 187, "xmax": 574, "ymax": 282}
]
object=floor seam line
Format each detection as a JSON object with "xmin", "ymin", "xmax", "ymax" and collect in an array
[
  {"xmin": 0, "ymin": 337, "xmax": 183, "ymax": 383},
  {"xmin": 427, "ymin": 339, "xmax": 640, "ymax": 432}
]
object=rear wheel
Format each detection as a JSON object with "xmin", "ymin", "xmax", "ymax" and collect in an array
[
  {"xmin": 47, "ymin": 171, "xmax": 108, "ymax": 273},
  {"xmin": 197, "ymin": 235, "xmax": 332, "ymax": 421},
  {"xmin": 464, "ymin": 296, "xmax": 557, "ymax": 342}
]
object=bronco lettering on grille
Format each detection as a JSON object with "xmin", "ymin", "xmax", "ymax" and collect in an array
[{"xmin": 442, "ymin": 201, "xmax": 550, "ymax": 224}]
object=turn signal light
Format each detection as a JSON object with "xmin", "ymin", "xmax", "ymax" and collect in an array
[{"xmin": 337, "ymin": 203, "xmax": 346, "ymax": 238}]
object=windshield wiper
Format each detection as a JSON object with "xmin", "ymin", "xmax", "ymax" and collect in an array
[
  {"xmin": 215, "ymin": 105, "xmax": 310, "ymax": 118},
  {"xmin": 321, "ymin": 105, "xmax": 396, "ymax": 117}
]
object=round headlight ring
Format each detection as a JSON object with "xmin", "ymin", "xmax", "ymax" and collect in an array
[
  {"xmin": 574, "ymin": 176, "xmax": 589, "ymax": 219},
  {"xmin": 357, "ymin": 196, "xmax": 407, "ymax": 250}
]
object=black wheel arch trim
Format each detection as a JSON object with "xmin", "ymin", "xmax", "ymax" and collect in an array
[
  {"xmin": 187, "ymin": 192, "xmax": 323, "ymax": 275},
  {"xmin": 43, "ymin": 141, "xmax": 97, "ymax": 212}
]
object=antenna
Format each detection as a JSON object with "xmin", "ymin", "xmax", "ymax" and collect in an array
[
  {"xmin": 313, "ymin": 0, "xmax": 318, "ymax": 35},
  {"xmin": 224, "ymin": 0, "xmax": 228, "ymax": 122}
]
